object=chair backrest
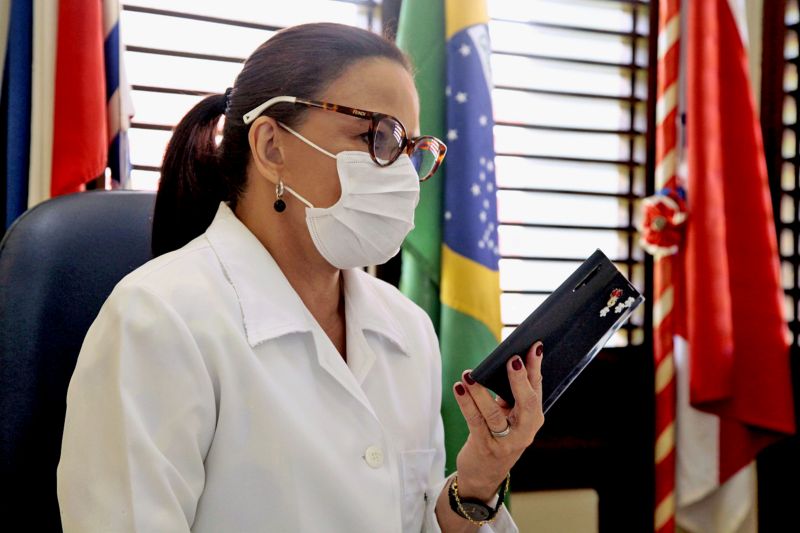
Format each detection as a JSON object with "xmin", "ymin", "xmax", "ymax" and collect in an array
[{"xmin": 0, "ymin": 190, "xmax": 155, "ymax": 529}]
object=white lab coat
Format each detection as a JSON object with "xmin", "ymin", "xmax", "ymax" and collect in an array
[{"xmin": 57, "ymin": 202, "xmax": 517, "ymax": 533}]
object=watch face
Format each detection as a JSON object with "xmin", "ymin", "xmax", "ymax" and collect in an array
[{"xmin": 462, "ymin": 502, "xmax": 491, "ymax": 521}]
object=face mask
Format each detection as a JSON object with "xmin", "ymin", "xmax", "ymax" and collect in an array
[{"xmin": 278, "ymin": 124, "xmax": 420, "ymax": 269}]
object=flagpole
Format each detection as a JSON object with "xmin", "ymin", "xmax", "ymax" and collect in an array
[{"xmin": 652, "ymin": 1, "xmax": 682, "ymax": 532}]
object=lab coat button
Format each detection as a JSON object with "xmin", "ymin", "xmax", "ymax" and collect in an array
[{"xmin": 364, "ymin": 445, "xmax": 384, "ymax": 468}]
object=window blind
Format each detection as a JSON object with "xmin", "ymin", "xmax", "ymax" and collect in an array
[
  {"xmin": 779, "ymin": 0, "xmax": 800, "ymax": 344},
  {"xmin": 488, "ymin": 0, "xmax": 650, "ymax": 347}
]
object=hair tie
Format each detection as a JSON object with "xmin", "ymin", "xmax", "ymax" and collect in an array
[{"xmin": 223, "ymin": 87, "xmax": 233, "ymax": 114}]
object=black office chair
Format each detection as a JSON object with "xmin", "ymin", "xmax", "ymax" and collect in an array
[{"xmin": 0, "ymin": 190, "xmax": 156, "ymax": 531}]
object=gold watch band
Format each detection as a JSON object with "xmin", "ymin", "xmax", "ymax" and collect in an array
[{"xmin": 450, "ymin": 473, "xmax": 511, "ymax": 526}]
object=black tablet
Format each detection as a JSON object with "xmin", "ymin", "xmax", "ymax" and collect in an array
[{"xmin": 470, "ymin": 249, "xmax": 644, "ymax": 413}]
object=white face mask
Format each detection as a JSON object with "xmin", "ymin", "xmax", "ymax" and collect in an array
[{"xmin": 279, "ymin": 124, "xmax": 420, "ymax": 269}]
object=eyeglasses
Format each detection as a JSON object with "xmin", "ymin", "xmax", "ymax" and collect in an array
[{"xmin": 242, "ymin": 96, "xmax": 446, "ymax": 182}]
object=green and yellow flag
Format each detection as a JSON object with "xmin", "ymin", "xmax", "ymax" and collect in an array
[{"xmin": 398, "ymin": 0, "xmax": 502, "ymax": 474}]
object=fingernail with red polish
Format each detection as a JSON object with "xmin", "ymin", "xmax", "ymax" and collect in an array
[
  {"xmin": 536, "ymin": 344, "xmax": 544, "ymax": 357},
  {"xmin": 455, "ymin": 383, "xmax": 466, "ymax": 396},
  {"xmin": 464, "ymin": 372, "xmax": 476, "ymax": 385},
  {"xmin": 512, "ymin": 357, "xmax": 523, "ymax": 371}
]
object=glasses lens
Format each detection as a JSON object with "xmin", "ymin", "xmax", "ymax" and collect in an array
[
  {"xmin": 410, "ymin": 137, "xmax": 444, "ymax": 181},
  {"xmin": 373, "ymin": 116, "xmax": 405, "ymax": 164}
]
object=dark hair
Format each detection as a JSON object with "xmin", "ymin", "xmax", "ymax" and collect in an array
[{"xmin": 151, "ymin": 23, "xmax": 411, "ymax": 257}]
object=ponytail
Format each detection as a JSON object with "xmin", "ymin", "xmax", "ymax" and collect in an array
[{"xmin": 151, "ymin": 92, "xmax": 229, "ymax": 257}]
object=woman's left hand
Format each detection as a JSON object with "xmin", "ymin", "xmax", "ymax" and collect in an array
[{"xmin": 452, "ymin": 341, "xmax": 545, "ymax": 501}]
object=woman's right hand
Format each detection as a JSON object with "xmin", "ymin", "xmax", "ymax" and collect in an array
[{"xmin": 451, "ymin": 342, "xmax": 545, "ymax": 502}]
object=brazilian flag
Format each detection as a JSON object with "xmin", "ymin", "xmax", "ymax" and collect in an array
[{"xmin": 397, "ymin": 0, "xmax": 502, "ymax": 474}]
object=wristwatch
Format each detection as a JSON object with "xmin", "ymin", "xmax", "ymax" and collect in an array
[{"xmin": 448, "ymin": 474, "xmax": 509, "ymax": 525}]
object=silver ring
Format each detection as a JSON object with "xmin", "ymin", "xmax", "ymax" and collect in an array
[{"xmin": 490, "ymin": 421, "xmax": 511, "ymax": 438}]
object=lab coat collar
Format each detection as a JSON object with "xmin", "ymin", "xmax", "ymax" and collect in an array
[
  {"xmin": 342, "ymin": 268, "xmax": 409, "ymax": 356},
  {"xmin": 205, "ymin": 203, "xmax": 409, "ymax": 356},
  {"xmin": 205, "ymin": 203, "xmax": 314, "ymax": 346}
]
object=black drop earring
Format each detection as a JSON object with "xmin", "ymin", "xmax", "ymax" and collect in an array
[{"xmin": 273, "ymin": 179, "xmax": 286, "ymax": 213}]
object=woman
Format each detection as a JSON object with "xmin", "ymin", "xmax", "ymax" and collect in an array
[{"xmin": 57, "ymin": 23, "xmax": 544, "ymax": 532}]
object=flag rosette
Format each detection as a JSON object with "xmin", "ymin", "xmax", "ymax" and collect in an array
[{"xmin": 640, "ymin": 187, "xmax": 688, "ymax": 257}]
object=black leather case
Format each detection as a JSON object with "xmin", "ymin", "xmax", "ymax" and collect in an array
[{"xmin": 470, "ymin": 249, "xmax": 644, "ymax": 413}]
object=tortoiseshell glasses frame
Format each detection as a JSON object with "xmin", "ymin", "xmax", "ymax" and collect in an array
[{"xmin": 242, "ymin": 95, "xmax": 447, "ymax": 182}]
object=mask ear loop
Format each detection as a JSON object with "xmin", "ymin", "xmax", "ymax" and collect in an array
[
  {"xmin": 274, "ymin": 122, "xmax": 333, "ymax": 210},
  {"xmin": 284, "ymin": 184, "xmax": 314, "ymax": 209},
  {"xmin": 279, "ymin": 122, "xmax": 337, "ymax": 159}
]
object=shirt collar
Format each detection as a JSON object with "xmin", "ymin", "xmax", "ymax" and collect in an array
[
  {"xmin": 206, "ymin": 203, "xmax": 313, "ymax": 346},
  {"xmin": 205, "ymin": 202, "xmax": 409, "ymax": 355},
  {"xmin": 342, "ymin": 268, "xmax": 409, "ymax": 356}
]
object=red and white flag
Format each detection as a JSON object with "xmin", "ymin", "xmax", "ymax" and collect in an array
[
  {"xmin": 646, "ymin": 1, "xmax": 796, "ymax": 531},
  {"xmin": 27, "ymin": 0, "xmax": 132, "ymax": 208}
]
